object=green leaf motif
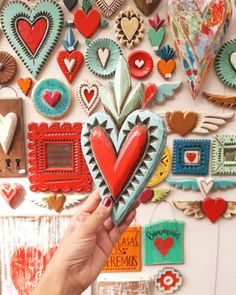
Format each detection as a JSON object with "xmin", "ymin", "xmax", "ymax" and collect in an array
[
  {"xmin": 151, "ymin": 189, "xmax": 171, "ymax": 203},
  {"xmin": 82, "ymin": 0, "xmax": 92, "ymax": 14}
]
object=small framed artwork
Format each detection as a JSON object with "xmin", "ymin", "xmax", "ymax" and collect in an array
[
  {"xmin": 172, "ymin": 139, "xmax": 211, "ymax": 175},
  {"xmin": 28, "ymin": 122, "xmax": 92, "ymax": 193},
  {"xmin": 212, "ymin": 135, "xmax": 236, "ymax": 175}
]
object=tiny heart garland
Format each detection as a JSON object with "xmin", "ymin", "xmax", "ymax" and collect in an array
[
  {"xmin": 81, "ymin": 56, "xmax": 167, "ymax": 226},
  {"xmin": 174, "ymin": 198, "xmax": 236, "ymax": 222},
  {"xmin": 1, "ymin": 0, "xmax": 64, "ymax": 78},
  {"xmin": 0, "ymin": 183, "xmax": 24, "ymax": 208},
  {"xmin": 77, "ymin": 80, "xmax": 101, "ymax": 115}
]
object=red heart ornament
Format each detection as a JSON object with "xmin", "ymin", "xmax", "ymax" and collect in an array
[
  {"xmin": 0, "ymin": 183, "xmax": 24, "ymax": 208},
  {"xmin": 202, "ymin": 197, "xmax": 227, "ymax": 223},
  {"xmin": 16, "ymin": 18, "xmax": 48, "ymax": 55},
  {"xmin": 43, "ymin": 90, "xmax": 61, "ymax": 107},
  {"xmin": 74, "ymin": 9, "xmax": 101, "ymax": 38},
  {"xmin": 154, "ymin": 237, "xmax": 174, "ymax": 256},
  {"xmin": 10, "ymin": 246, "xmax": 57, "ymax": 295},
  {"xmin": 142, "ymin": 83, "xmax": 157, "ymax": 108},
  {"xmin": 186, "ymin": 152, "xmax": 197, "ymax": 162},
  {"xmin": 57, "ymin": 50, "xmax": 84, "ymax": 84},
  {"xmin": 91, "ymin": 125, "xmax": 147, "ymax": 199},
  {"xmin": 140, "ymin": 188, "xmax": 154, "ymax": 204}
]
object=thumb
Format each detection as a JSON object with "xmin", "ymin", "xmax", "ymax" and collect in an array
[{"xmin": 85, "ymin": 196, "xmax": 113, "ymax": 234}]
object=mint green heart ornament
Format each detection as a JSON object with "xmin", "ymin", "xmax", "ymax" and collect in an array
[
  {"xmin": 148, "ymin": 27, "xmax": 165, "ymax": 53},
  {"xmin": 1, "ymin": 0, "xmax": 64, "ymax": 78}
]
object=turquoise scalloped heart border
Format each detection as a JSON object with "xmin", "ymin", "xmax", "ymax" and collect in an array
[
  {"xmin": 1, "ymin": 0, "xmax": 64, "ymax": 78},
  {"xmin": 81, "ymin": 110, "xmax": 167, "ymax": 226}
]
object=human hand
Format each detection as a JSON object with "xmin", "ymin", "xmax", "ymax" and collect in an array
[{"xmin": 33, "ymin": 191, "xmax": 140, "ymax": 295}]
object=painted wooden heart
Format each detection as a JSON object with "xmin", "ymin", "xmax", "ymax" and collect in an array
[
  {"xmin": 202, "ymin": 197, "xmax": 227, "ymax": 222},
  {"xmin": 46, "ymin": 193, "xmax": 66, "ymax": 212},
  {"xmin": 43, "ymin": 91, "xmax": 61, "ymax": 108},
  {"xmin": 17, "ymin": 77, "xmax": 33, "ymax": 96},
  {"xmin": 0, "ymin": 112, "xmax": 17, "ymax": 154},
  {"xmin": 10, "ymin": 246, "xmax": 57, "ymax": 295},
  {"xmin": 121, "ymin": 17, "xmax": 139, "ymax": 41},
  {"xmin": 57, "ymin": 50, "xmax": 84, "ymax": 84},
  {"xmin": 133, "ymin": 0, "xmax": 161, "ymax": 16},
  {"xmin": 167, "ymin": 111, "xmax": 198, "ymax": 136},
  {"xmin": 197, "ymin": 177, "xmax": 215, "ymax": 196},
  {"xmin": 82, "ymin": 110, "xmax": 166, "ymax": 225},
  {"xmin": 0, "ymin": 183, "xmax": 24, "ymax": 208},
  {"xmin": 1, "ymin": 0, "xmax": 64, "ymax": 78},
  {"xmin": 94, "ymin": 0, "xmax": 124, "ymax": 18},
  {"xmin": 154, "ymin": 237, "xmax": 174, "ymax": 256},
  {"xmin": 77, "ymin": 80, "xmax": 100, "ymax": 115},
  {"xmin": 167, "ymin": 0, "xmax": 232, "ymax": 98}
]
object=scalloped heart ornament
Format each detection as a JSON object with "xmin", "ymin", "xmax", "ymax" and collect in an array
[{"xmin": 1, "ymin": 0, "xmax": 64, "ymax": 78}]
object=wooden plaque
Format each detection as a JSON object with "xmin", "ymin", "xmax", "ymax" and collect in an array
[
  {"xmin": 102, "ymin": 226, "xmax": 141, "ymax": 272},
  {"xmin": 0, "ymin": 98, "xmax": 27, "ymax": 177}
]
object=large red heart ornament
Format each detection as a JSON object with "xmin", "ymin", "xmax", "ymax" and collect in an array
[
  {"xmin": 74, "ymin": 9, "xmax": 101, "ymax": 38},
  {"xmin": 10, "ymin": 246, "xmax": 57, "ymax": 295},
  {"xmin": 154, "ymin": 237, "xmax": 174, "ymax": 256},
  {"xmin": 202, "ymin": 197, "xmax": 227, "ymax": 223}
]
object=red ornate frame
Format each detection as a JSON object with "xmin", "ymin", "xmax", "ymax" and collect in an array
[{"xmin": 28, "ymin": 122, "xmax": 92, "ymax": 193}]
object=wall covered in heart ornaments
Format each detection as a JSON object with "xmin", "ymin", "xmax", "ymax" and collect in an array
[{"xmin": 0, "ymin": 0, "xmax": 236, "ymax": 294}]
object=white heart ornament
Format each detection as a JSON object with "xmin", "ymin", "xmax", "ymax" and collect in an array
[
  {"xmin": 0, "ymin": 113, "xmax": 17, "ymax": 154},
  {"xmin": 98, "ymin": 48, "xmax": 110, "ymax": 68},
  {"xmin": 230, "ymin": 52, "xmax": 236, "ymax": 71},
  {"xmin": 197, "ymin": 177, "xmax": 215, "ymax": 196},
  {"xmin": 64, "ymin": 58, "xmax": 76, "ymax": 73},
  {"xmin": 135, "ymin": 59, "xmax": 144, "ymax": 68}
]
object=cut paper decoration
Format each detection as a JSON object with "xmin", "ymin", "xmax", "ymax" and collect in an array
[
  {"xmin": 143, "ymin": 220, "xmax": 184, "ymax": 265},
  {"xmin": 102, "ymin": 226, "xmax": 141, "ymax": 272},
  {"xmin": 158, "ymin": 45, "xmax": 176, "ymax": 80},
  {"xmin": 0, "ymin": 113, "xmax": 17, "ymax": 154},
  {"xmin": 155, "ymin": 268, "xmax": 183, "ymax": 294},
  {"xmin": 172, "ymin": 139, "xmax": 210, "ymax": 175},
  {"xmin": 77, "ymin": 80, "xmax": 101, "ymax": 115},
  {"xmin": 212, "ymin": 135, "xmax": 236, "ymax": 175},
  {"xmin": 147, "ymin": 146, "xmax": 172, "ymax": 187},
  {"xmin": 174, "ymin": 198, "xmax": 236, "ymax": 222},
  {"xmin": 203, "ymin": 91, "xmax": 236, "ymax": 109},
  {"xmin": 63, "ymin": 0, "xmax": 78, "ymax": 11},
  {"xmin": 115, "ymin": 7, "xmax": 145, "ymax": 49},
  {"xmin": 74, "ymin": 0, "xmax": 101, "ymax": 38},
  {"xmin": 62, "ymin": 27, "xmax": 79, "ymax": 53},
  {"xmin": 160, "ymin": 111, "xmax": 234, "ymax": 136},
  {"xmin": 167, "ymin": 177, "xmax": 236, "ymax": 196},
  {"xmin": 0, "ymin": 183, "xmax": 24, "ymax": 208},
  {"xmin": 0, "ymin": 216, "xmax": 71, "ymax": 295},
  {"xmin": 28, "ymin": 122, "xmax": 92, "ymax": 193},
  {"xmin": 133, "ymin": 0, "xmax": 161, "ymax": 16},
  {"xmin": 0, "ymin": 51, "xmax": 17, "ymax": 84},
  {"xmin": 1, "ymin": 0, "xmax": 64, "ymax": 78},
  {"xmin": 0, "ymin": 99, "xmax": 26, "ymax": 177},
  {"xmin": 57, "ymin": 50, "xmax": 84, "ymax": 84},
  {"xmin": 17, "ymin": 78, "xmax": 33, "ymax": 96},
  {"xmin": 148, "ymin": 14, "xmax": 165, "ymax": 54},
  {"xmin": 85, "ymin": 38, "xmax": 122, "ymax": 78},
  {"xmin": 140, "ymin": 188, "xmax": 171, "ymax": 204},
  {"xmin": 142, "ymin": 81, "xmax": 182, "ymax": 108},
  {"xmin": 94, "ymin": 0, "xmax": 124, "ymax": 18},
  {"xmin": 98, "ymin": 277, "xmax": 151, "ymax": 294},
  {"xmin": 81, "ymin": 56, "xmax": 167, "ymax": 226},
  {"xmin": 128, "ymin": 50, "xmax": 153, "ymax": 79},
  {"xmin": 167, "ymin": 0, "xmax": 232, "ymax": 98},
  {"xmin": 27, "ymin": 193, "xmax": 88, "ymax": 212},
  {"xmin": 215, "ymin": 39, "xmax": 236, "ymax": 88},
  {"xmin": 32, "ymin": 78, "xmax": 72, "ymax": 119}
]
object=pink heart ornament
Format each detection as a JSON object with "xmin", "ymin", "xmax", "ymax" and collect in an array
[{"xmin": 43, "ymin": 91, "xmax": 61, "ymax": 107}]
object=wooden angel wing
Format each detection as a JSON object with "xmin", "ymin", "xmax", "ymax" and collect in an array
[
  {"xmin": 174, "ymin": 201, "xmax": 204, "ymax": 219},
  {"xmin": 224, "ymin": 202, "xmax": 236, "ymax": 219},
  {"xmin": 203, "ymin": 92, "xmax": 236, "ymax": 109}
]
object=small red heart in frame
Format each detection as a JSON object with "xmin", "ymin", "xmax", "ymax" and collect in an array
[
  {"xmin": 43, "ymin": 91, "xmax": 61, "ymax": 107},
  {"xmin": 0, "ymin": 183, "xmax": 24, "ymax": 208},
  {"xmin": 74, "ymin": 9, "xmax": 101, "ymax": 38},
  {"xmin": 140, "ymin": 188, "xmax": 154, "ymax": 203},
  {"xmin": 142, "ymin": 83, "xmax": 157, "ymax": 108},
  {"xmin": 202, "ymin": 197, "xmax": 227, "ymax": 223},
  {"xmin": 10, "ymin": 246, "xmax": 58, "ymax": 295},
  {"xmin": 57, "ymin": 50, "xmax": 84, "ymax": 83},
  {"xmin": 154, "ymin": 237, "xmax": 174, "ymax": 256},
  {"xmin": 128, "ymin": 50, "xmax": 154, "ymax": 79},
  {"xmin": 186, "ymin": 152, "xmax": 197, "ymax": 162}
]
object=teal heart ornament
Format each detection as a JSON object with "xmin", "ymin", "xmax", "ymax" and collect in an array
[
  {"xmin": 1, "ymin": 0, "xmax": 64, "ymax": 78},
  {"xmin": 81, "ymin": 56, "xmax": 167, "ymax": 226}
]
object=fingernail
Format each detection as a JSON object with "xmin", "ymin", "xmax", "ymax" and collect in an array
[{"xmin": 102, "ymin": 196, "xmax": 112, "ymax": 208}]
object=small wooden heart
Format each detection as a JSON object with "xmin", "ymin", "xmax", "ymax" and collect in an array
[
  {"xmin": 0, "ymin": 112, "xmax": 18, "ymax": 154},
  {"xmin": 46, "ymin": 193, "xmax": 66, "ymax": 212},
  {"xmin": 158, "ymin": 59, "xmax": 176, "ymax": 79},
  {"xmin": 135, "ymin": 59, "xmax": 144, "ymax": 68},
  {"xmin": 17, "ymin": 78, "xmax": 33, "ymax": 96},
  {"xmin": 230, "ymin": 52, "xmax": 236, "ymax": 71},
  {"xmin": 97, "ymin": 48, "xmax": 110, "ymax": 68},
  {"xmin": 167, "ymin": 111, "xmax": 198, "ymax": 136},
  {"xmin": 186, "ymin": 152, "xmax": 197, "ymax": 163},
  {"xmin": 64, "ymin": 58, "xmax": 76, "ymax": 73},
  {"xmin": 0, "ymin": 182, "xmax": 24, "ymax": 208},
  {"xmin": 121, "ymin": 17, "xmax": 139, "ymax": 41}
]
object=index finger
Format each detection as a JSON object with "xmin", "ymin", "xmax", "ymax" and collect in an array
[{"xmin": 78, "ymin": 190, "xmax": 102, "ymax": 214}]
